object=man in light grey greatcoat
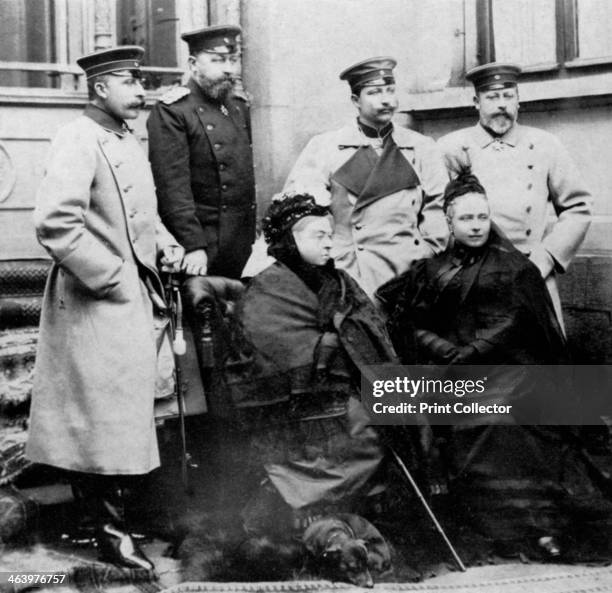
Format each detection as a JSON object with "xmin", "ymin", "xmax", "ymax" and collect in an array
[
  {"xmin": 26, "ymin": 46, "xmax": 183, "ymax": 570},
  {"xmin": 437, "ymin": 62, "xmax": 592, "ymax": 331},
  {"xmin": 283, "ymin": 56, "xmax": 449, "ymax": 300}
]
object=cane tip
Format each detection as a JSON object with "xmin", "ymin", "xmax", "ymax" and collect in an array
[{"xmin": 173, "ymin": 331, "xmax": 187, "ymax": 355}]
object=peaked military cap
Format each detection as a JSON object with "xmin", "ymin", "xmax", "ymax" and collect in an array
[
  {"xmin": 340, "ymin": 56, "xmax": 397, "ymax": 93},
  {"xmin": 76, "ymin": 46, "xmax": 144, "ymax": 79},
  {"xmin": 466, "ymin": 62, "xmax": 521, "ymax": 91},
  {"xmin": 181, "ymin": 24, "xmax": 241, "ymax": 55}
]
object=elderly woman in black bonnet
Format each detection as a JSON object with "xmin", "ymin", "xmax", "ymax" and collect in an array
[
  {"xmin": 227, "ymin": 193, "xmax": 397, "ymax": 533},
  {"xmin": 377, "ymin": 172, "xmax": 612, "ymax": 561}
]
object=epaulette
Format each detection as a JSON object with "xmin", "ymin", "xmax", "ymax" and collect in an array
[
  {"xmin": 232, "ymin": 89, "xmax": 253, "ymax": 106},
  {"xmin": 159, "ymin": 86, "xmax": 190, "ymax": 105}
]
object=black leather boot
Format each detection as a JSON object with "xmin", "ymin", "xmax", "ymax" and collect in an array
[
  {"xmin": 97, "ymin": 523, "xmax": 155, "ymax": 571},
  {"xmin": 73, "ymin": 473, "xmax": 155, "ymax": 571},
  {"xmin": 97, "ymin": 480, "xmax": 154, "ymax": 571}
]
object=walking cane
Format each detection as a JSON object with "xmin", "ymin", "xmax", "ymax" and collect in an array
[
  {"xmin": 165, "ymin": 273, "xmax": 193, "ymax": 494},
  {"xmin": 389, "ymin": 446, "xmax": 466, "ymax": 572}
]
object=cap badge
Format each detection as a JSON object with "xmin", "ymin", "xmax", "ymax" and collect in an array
[{"xmin": 494, "ymin": 74, "xmax": 500, "ymax": 80}]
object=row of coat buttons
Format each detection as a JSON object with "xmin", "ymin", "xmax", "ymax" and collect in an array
[{"xmin": 123, "ymin": 182, "xmax": 137, "ymax": 220}]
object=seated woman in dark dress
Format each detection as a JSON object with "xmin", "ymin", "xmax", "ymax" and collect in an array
[
  {"xmin": 225, "ymin": 193, "xmax": 398, "ymax": 534},
  {"xmin": 377, "ymin": 171, "xmax": 611, "ymax": 560}
]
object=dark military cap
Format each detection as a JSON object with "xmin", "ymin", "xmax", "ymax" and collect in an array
[
  {"xmin": 340, "ymin": 56, "xmax": 397, "ymax": 93},
  {"xmin": 181, "ymin": 24, "xmax": 241, "ymax": 55},
  {"xmin": 76, "ymin": 46, "xmax": 144, "ymax": 79},
  {"xmin": 466, "ymin": 62, "xmax": 521, "ymax": 91}
]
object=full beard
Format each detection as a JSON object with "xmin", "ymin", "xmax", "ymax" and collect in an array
[
  {"xmin": 483, "ymin": 113, "xmax": 515, "ymax": 136},
  {"xmin": 197, "ymin": 76, "xmax": 234, "ymax": 102}
]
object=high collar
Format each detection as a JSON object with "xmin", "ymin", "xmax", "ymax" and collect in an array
[
  {"xmin": 83, "ymin": 103, "xmax": 130, "ymax": 136},
  {"xmin": 357, "ymin": 118, "xmax": 394, "ymax": 139},
  {"xmin": 337, "ymin": 119, "xmax": 415, "ymax": 149},
  {"xmin": 473, "ymin": 122, "xmax": 521, "ymax": 148}
]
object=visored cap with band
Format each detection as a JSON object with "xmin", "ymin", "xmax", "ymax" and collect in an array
[
  {"xmin": 466, "ymin": 62, "xmax": 521, "ymax": 91},
  {"xmin": 76, "ymin": 46, "xmax": 144, "ymax": 79},
  {"xmin": 181, "ymin": 24, "xmax": 242, "ymax": 55},
  {"xmin": 340, "ymin": 56, "xmax": 397, "ymax": 94}
]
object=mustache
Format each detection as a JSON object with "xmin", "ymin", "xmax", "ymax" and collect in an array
[
  {"xmin": 128, "ymin": 100, "xmax": 146, "ymax": 109},
  {"xmin": 216, "ymin": 76, "xmax": 236, "ymax": 86}
]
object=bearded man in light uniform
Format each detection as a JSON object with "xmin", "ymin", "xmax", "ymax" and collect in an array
[{"xmin": 437, "ymin": 62, "xmax": 592, "ymax": 330}]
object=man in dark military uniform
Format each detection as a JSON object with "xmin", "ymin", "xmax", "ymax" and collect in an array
[
  {"xmin": 146, "ymin": 26, "xmax": 256, "ymax": 518},
  {"xmin": 147, "ymin": 25, "xmax": 256, "ymax": 279}
]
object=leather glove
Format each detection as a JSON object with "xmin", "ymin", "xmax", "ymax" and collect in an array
[
  {"xmin": 183, "ymin": 275, "xmax": 245, "ymax": 314},
  {"xmin": 449, "ymin": 344, "xmax": 477, "ymax": 365},
  {"xmin": 415, "ymin": 329, "xmax": 458, "ymax": 363}
]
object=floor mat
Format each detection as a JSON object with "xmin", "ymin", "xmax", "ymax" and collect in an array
[{"xmin": 161, "ymin": 565, "xmax": 612, "ymax": 592}]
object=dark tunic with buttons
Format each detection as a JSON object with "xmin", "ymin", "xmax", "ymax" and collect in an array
[{"xmin": 147, "ymin": 78, "xmax": 256, "ymax": 278}]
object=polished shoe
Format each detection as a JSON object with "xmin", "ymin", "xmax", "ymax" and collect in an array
[{"xmin": 97, "ymin": 523, "xmax": 155, "ymax": 571}]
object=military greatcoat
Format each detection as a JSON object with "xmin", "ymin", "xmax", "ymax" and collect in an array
[
  {"xmin": 283, "ymin": 121, "xmax": 449, "ymax": 298},
  {"xmin": 147, "ymin": 78, "xmax": 256, "ymax": 278},
  {"xmin": 437, "ymin": 123, "xmax": 592, "ymax": 326},
  {"xmin": 26, "ymin": 106, "xmax": 178, "ymax": 475}
]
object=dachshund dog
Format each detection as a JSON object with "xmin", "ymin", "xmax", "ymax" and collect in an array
[{"xmin": 303, "ymin": 513, "xmax": 392, "ymax": 587}]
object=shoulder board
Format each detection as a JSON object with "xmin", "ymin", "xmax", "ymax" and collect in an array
[
  {"xmin": 159, "ymin": 86, "xmax": 190, "ymax": 105},
  {"xmin": 231, "ymin": 89, "xmax": 252, "ymax": 105}
]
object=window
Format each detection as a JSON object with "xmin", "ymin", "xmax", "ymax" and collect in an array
[
  {"xmin": 116, "ymin": 0, "xmax": 182, "ymax": 89},
  {"xmin": 0, "ymin": 0, "xmax": 182, "ymax": 91},
  {"xmin": 575, "ymin": 0, "xmax": 612, "ymax": 61},
  {"xmin": 477, "ymin": 0, "xmax": 612, "ymax": 71},
  {"xmin": 0, "ymin": 0, "xmax": 84, "ymax": 89}
]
